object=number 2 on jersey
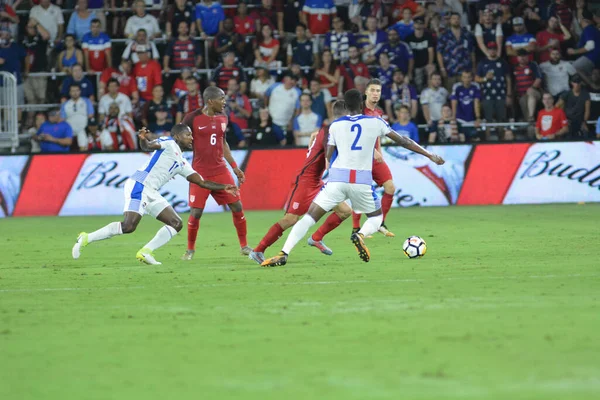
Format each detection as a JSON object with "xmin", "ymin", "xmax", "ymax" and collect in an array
[{"xmin": 350, "ymin": 124, "xmax": 362, "ymax": 150}]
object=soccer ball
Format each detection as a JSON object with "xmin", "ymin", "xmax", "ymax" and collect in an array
[{"xmin": 403, "ymin": 236, "xmax": 427, "ymax": 259}]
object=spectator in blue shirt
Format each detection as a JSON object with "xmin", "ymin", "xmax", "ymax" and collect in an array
[
  {"xmin": 287, "ymin": 23, "xmax": 317, "ymax": 68},
  {"xmin": 450, "ymin": 70, "xmax": 482, "ymax": 140},
  {"xmin": 391, "ymin": 104, "xmax": 419, "ymax": 143},
  {"xmin": 34, "ymin": 109, "xmax": 73, "ymax": 153},
  {"xmin": 437, "ymin": 12, "xmax": 476, "ymax": 92},
  {"xmin": 380, "ymin": 28, "xmax": 414, "ymax": 77},
  {"xmin": 0, "ymin": 29, "xmax": 26, "ymax": 118},
  {"xmin": 568, "ymin": 10, "xmax": 600, "ymax": 83},
  {"xmin": 391, "ymin": 7, "xmax": 415, "ymax": 40},
  {"xmin": 66, "ymin": 0, "xmax": 97, "ymax": 41},
  {"xmin": 60, "ymin": 64, "xmax": 95, "ymax": 102},
  {"xmin": 196, "ymin": 0, "xmax": 225, "ymax": 37}
]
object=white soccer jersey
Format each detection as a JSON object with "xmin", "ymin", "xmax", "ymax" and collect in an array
[
  {"xmin": 131, "ymin": 137, "xmax": 196, "ymax": 190},
  {"xmin": 327, "ymin": 115, "xmax": 391, "ymax": 184}
]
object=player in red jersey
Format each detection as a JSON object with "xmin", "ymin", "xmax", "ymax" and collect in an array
[
  {"xmin": 351, "ymin": 78, "xmax": 396, "ymax": 238},
  {"xmin": 249, "ymin": 101, "xmax": 353, "ymax": 264},
  {"xmin": 181, "ymin": 86, "xmax": 250, "ymax": 259}
]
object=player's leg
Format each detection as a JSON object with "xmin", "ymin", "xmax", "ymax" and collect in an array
[
  {"xmin": 72, "ymin": 211, "xmax": 141, "ymax": 259},
  {"xmin": 183, "ymin": 181, "xmax": 210, "ymax": 260},
  {"xmin": 250, "ymin": 213, "xmax": 300, "ymax": 264},
  {"xmin": 227, "ymin": 200, "xmax": 251, "ymax": 255},
  {"xmin": 309, "ymin": 202, "xmax": 352, "ymax": 255},
  {"xmin": 349, "ymin": 185, "xmax": 384, "ymax": 262},
  {"xmin": 351, "ymin": 211, "xmax": 362, "ymax": 235},
  {"xmin": 137, "ymin": 199, "xmax": 183, "ymax": 265},
  {"xmin": 373, "ymin": 160, "xmax": 396, "ymax": 237}
]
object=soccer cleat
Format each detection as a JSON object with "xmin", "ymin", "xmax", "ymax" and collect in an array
[
  {"xmin": 72, "ymin": 232, "xmax": 88, "ymax": 259},
  {"xmin": 181, "ymin": 250, "xmax": 195, "ymax": 261},
  {"xmin": 240, "ymin": 246, "xmax": 253, "ymax": 256},
  {"xmin": 261, "ymin": 252, "xmax": 288, "ymax": 267},
  {"xmin": 378, "ymin": 223, "xmax": 396, "ymax": 237},
  {"xmin": 351, "ymin": 227, "xmax": 360, "ymax": 237},
  {"xmin": 248, "ymin": 251, "xmax": 265, "ymax": 264},
  {"xmin": 136, "ymin": 247, "xmax": 162, "ymax": 265},
  {"xmin": 307, "ymin": 237, "xmax": 333, "ymax": 255},
  {"xmin": 350, "ymin": 233, "xmax": 371, "ymax": 262}
]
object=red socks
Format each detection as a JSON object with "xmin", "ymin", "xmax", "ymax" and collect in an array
[
  {"xmin": 352, "ymin": 211, "xmax": 361, "ymax": 229},
  {"xmin": 382, "ymin": 193, "xmax": 393, "ymax": 221},
  {"xmin": 187, "ymin": 215, "xmax": 200, "ymax": 251},
  {"xmin": 255, "ymin": 223, "xmax": 284, "ymax": 253},
  {"xmin": 312, "ymin": 213, "xmax": 343, "ymax": 242},
  {"xmin": 232, "ymin": 211, "xmax": 248, "ymax": 247}
]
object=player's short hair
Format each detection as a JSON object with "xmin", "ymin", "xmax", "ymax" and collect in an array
[
  {"xmin": 344, "ymin": 89, "xmax": 363, "ymax": 114},
  {"xmin": 332, "ymin": 100, "xmax": 347, "ymax": 118},
  {"xmin": 366, "ymin": 78, "xmax": 382, "ymax": 90},
  {"xmin": 171, "ymin": 123, "xmax": 191, "ymax": 137},
  {"xmin": 203, "ymin": 86, "xmax": 224, "ymax": 104}
]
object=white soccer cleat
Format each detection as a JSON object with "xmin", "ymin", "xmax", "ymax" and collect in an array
[
  {"xmin": 72, "ymin": 232, "xmax": 88, "ymax": 259},
  {"xmin": 136, "ymin": 247, "xmax": 162, "ymax": 265}
]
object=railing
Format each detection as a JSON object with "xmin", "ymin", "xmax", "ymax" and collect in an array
[{"xmin": 0, "ymin": 72, "xmax": 19, "ymax": 151}]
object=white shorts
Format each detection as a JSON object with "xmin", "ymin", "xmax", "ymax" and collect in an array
[
  {"xmin": 314, "ymin": 182, "xmax": 381, "ymax": 214},
  {"xmin": 123, "ymin": 179, "xmax": 170, "ymax": 218}
]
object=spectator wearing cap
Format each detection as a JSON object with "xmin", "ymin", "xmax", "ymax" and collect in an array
[
  {"xmin": 125, "ymin": 0, "xmax": 161, "ymax": 39},
  {"xmin": 301, "ymin": 0, "xmax": 336, "ymax": 36},
  {"xmin": 548, "ymin": 0, "xmax": 573, "ymax": 30},
  {"xmin": 141, "ymin": 85, "xmax": 168, "ymax": 127},
  {"xmin": 420, "ymin": 71, "xmax": 449, "ymax": 127},
  {"xmin": 122, "ymin": 29, "xmax": 160, "ymax": 65},
  {"xmin": 390, "ymin": 7, "xmax": 415, "ymax": 41},
  {"xmin": 557, "ymin": 75, "xmax": 591, "ymax": 138},
  {"xmin": 513, "ymin": 48, "xmax": 542, "ymax": 122},
  {"xmin": 163, "ymin": 21, "xmax": 203, "ymax": 74},
  {"xmin": 165, "ymin": 0, "xmax": 197, "ymax": 40},
  {"xmin": 82, "ymin": 19, "xmax": 112, "ymax": 74},
  {"xmin": 535, "ymin": 15, "xmax": 571, "ymax": 64},
  {"xmin": 475, "ymin": 8, "xmax": 503, "ymax": 61},
  {"xmin": 265, "ymin": 73, "xmax": 302, "ymax": 143},
  {"xmin": 357, "ymin": 16, "xmax": 388, "ymax": 65},
  {"xmin": 324, "ymin": 15, "xmax": 354, "ymax": 64},
  {"xmin": 293, "ymin": 94, "xmax": 323, "ymax": 146},
  {"xmin": 30, "ymin": 0, "xmax": 64, "ymax": 44},
  {"xmin": 506, "ymin": 16, "xmax": 537, "ymax": 66},
  {"xmin": 437, "ymin": 12, "xmax": 476, "ymax": 92},
  {"xmin": 195, "ymin": 0, "xmax": 225, "ymax": 38},
  {"xmin": 211, "ymin": 52, "xmax": 248, "ymax": 95},
  {"xmin": 287, "ymin": 23, "xmax": 318, "ymax": 69},
  {"xmin": 99, "ymin": 59, "xmax": 139, "ymax": 101},
  {"xmin": 476, "ymin": 42, "xmax": 512, "ymax": 140},
  {"xmin": 214, "ymin": 18, "xmax": 246, "ymax": 64},
  {"xmin": 450, "ymin": 70, "xmax": 482, "ymax": 141},
  {"xmin": 133, "ymin": 45, "xmax": 163, "ymax": 102},
  {"xmin": 176, "ymin": 76, "xmax": 204, "ymax": 124},
  {"xmin": 61, "ymin": 84, "xmax": 95, "ymax": 151},
  {"xmin": 34, "ymin": 109, "xmax": 73, "ymax": 153},
  {"xmin": 225, "ymin": 78, "xmax": 252, "ymax": 147},
  {"xmin": 536, "ymin": 93, "xmax": 568, "ymax": 140},
  {"xmin": 148, "ymin": 105, "xmax": 174, "ymax": 138},
  {"xmin": 60, "ymin": 64, "xmax": 95, "ymax": 103},
  {"xmin": 67, "ymin": 0, "xmax": 97, "ymax": 41},
  {"xmin": 406, "ymin": 16, "xmax": 434, "ymax": 92},
  {"xmin": 99, "ymin": 78, "xmax": 134, "ymax": 122},
  {"xmin": 540, "ymin": 49, "xmax": 576, "ymax": 98},
  {"xmin": 250, "ymin": 65, "xmax": 275, "ymax": 102},
  {"xmin": 384, "ymin": 69, "xmax": 418, "ymax": 121},
  {"xmin": 338, "ymin": 45, "xmax": 370, "ymax": 93},
  {"xmin": 567, "ymin": 10, "xmax": 600, "ymax": 83}
]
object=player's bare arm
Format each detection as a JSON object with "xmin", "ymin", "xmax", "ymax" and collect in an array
[
  {"xmin": 223, "ymin": 136, "xmax": 245, "ymax": 184},
  {"xmin": 308, "ymin": 130, "xmax": 320, "ymax": 148},
  {"xmin": 386, "ymin": 131, "xmax": 445, "ymax": 165},
  {"xmin": 187, "ymin": 172, "xmax": 239, "ymax": 196},
  {"xmin": 325, "ymin": 144, "xmax": 336, "ymax": 171},
  {"xmin": 138, "ymin": 128, "xmax": 162, "ymax": 151}
]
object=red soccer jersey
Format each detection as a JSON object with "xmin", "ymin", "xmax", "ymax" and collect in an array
[
  {"xmin": 234, "ymin": 16, "xmax": 255, "ymax": 35},
  {"xmin": 536, "ymin": 107, "xmax": 567, "ymax": 137},
  {"xmin": 182, "ymin": 109, "xmax": 229, "ymax": 176},
  {"xmin": 341, "ymin": 61, "xmax": 370, "ymax": 91},
  {"xmin": 296, "ymin": 126, "xmax": 329, "ymax": 183},
  {"xmin": 536, "ymin": 30, "xmax": 565, "ymax": 63},
  {"xmin": 364, "ymin": 105, "xmax": 384, "ymax": 148},
  {"xmin": 100, "ymin": 68, "xmax": 138, "ymax": 98},
  {"xmin": 133, "ymin": 60, "xmax": 163, "ymax": 101}
]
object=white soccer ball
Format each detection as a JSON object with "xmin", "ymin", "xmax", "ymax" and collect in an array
[{"xmin": 403, "ymin": 236, "xmax": 427, "ymax": 259}]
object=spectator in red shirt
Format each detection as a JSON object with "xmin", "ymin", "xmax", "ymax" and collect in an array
[
  {"xmin": 535, "ymin": 16, "xmax": 571, "ymax": 64},
  {"xmin": 133, "ymin": 45, "xmax": 163, "ymax": 102},
  {"xmin": 251, "ymin": 0, "xmax": 284, "ymax": 35},
  {"xmin": 513, "ymin": 49, "xmax": 542, "ymax": 121},
  {"xmin": 225, "ymin": 78, "xmax": 252, "ymax": 147},
  {"xmin": 234, "ymin": 2, "xmax": 255, "ymax": 36},
  {"xmin": 338, "ymin": 45, "xmax": 371, "ymax": 93},
  {"xmin": 390, "ymin": 0, "xmax": 424, "ymax": 23},
  {"xmin": 300, "ymin": 0, "xmax": 336, "ymax": 36},
  {"xmin": 536, "ymin": 92, "xmax": 568, "ymax": 139},
  {"xmin": 176, "ymin": 76, "xmax": 203, "ymax": 124},
  {"xmin": 99, "ymin": 59, "xmax": 139, "ymax": 101},
  {"xmin": 82, "ymin": 19, "xmax": 112, "ymax": 73},
  {"xmin": 254, "ymin": 24, "xmax": 281, "ymax": 69}
]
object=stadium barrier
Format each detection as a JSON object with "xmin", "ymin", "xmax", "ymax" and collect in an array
[{"xmin": 1, "ymin": 141, "xmax": 599, "ymax": 218}]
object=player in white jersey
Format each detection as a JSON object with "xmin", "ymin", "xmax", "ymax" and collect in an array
[
  {"xmin": 261, "ymin": 89, "xmax": 445, "ymax": 266},
  {"xmin": 71, "ymin": 124, "xmax": 238, "ymax": 265}
]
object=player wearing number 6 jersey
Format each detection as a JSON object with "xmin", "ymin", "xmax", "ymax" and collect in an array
[
  {"xmin": 71, "ymin": 125, "xmax": 239, "ymax": 265},
  {"xmin": 181, "ymin": 86, "xmax": 251, "ymax": 260},
  {"xmin": 261, "ymin": 89, "xmax": 445, "ymax": 267}
]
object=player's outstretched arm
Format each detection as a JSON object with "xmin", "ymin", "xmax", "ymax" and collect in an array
[
  {"xmin": 386, "ymin": 131, "xmax": 445, "ymax": 165},
  {"xmin": 187, "ymin": 173, "xmax": 239, "ymax": 196},
  {"xmin": 138, "ymin": 127, "xmax": 162, "ymax": 151}
]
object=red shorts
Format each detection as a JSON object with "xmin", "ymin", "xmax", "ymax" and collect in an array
[
  {"xmin": 372, "ymin": 160, "xmax": 393, "ymax": 186},
  {"xmin": 284, "ymin": 178, "xmax": 323, "ymax": 216},
  {"xmin": 189, "ymin": 169, "xmax": 240, "ymax": 209}
]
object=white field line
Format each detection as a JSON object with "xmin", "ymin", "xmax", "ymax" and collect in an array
[{"xmin": 0, "ymin": 273, "xmax": 598, "ymax": 294}]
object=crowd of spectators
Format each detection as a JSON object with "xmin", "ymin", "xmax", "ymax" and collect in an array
[{"xmin": 0, "ymin": 0, "xmax": 600, "ymax": 153}]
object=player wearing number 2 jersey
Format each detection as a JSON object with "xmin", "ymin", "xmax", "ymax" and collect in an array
[
  {"xmin": 249, "ymin": 101, "xmax": 353, "ymax": 264},
  {"xmin": 181, "ymin": 86, "xmax": 251, "ymax": 260},
  {"xmin": 261, "ymin": 89, "xmax": 445, "ymax": 267}
]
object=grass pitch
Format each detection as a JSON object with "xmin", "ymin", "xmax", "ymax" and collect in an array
[{"xmin": 1, "ymin": 204, "xmax": 599, "ymax": 400}]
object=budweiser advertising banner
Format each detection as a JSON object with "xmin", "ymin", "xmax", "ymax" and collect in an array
[{"xmin": 2, "ymin": 142, "xmax": 600, "ymax": 217}]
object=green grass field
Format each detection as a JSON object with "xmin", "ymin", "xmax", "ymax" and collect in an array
[{"xmin": 1, "ymin": 204, "xmax": 599, "ymax": 400}]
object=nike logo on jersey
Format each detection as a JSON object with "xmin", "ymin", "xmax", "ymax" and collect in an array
[{"xmin": 198, "ymin": 126, "xmax": 208, "ymax": 130}]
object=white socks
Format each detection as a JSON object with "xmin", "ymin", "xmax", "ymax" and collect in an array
[
  {"xmin": 282, "ymin": 215, "xmax": 316, "ymax": 255},
  {"xmin": 359, "ymin": 215, "xmax": 383, "ymax": 238},
  {"xmin": 87, "ymin": 222, "xmax": 123, "ymax": 243},
  {"xmin": 145, "ymin": 225, "xmax": 178, "ymax": 251}
]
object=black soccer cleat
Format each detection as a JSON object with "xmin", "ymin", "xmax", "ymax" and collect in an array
[{"xmin": 350, "ymin": 233, "xmax": 371, "ymax": 262}]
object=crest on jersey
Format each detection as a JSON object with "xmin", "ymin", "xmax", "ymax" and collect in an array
[
  {"xmin": 221, "ymin": 123, "xmax": 227, "ymax": 132},
  {"xmin": 292, "ymin": 202, "xmax": 299, "ymax": 210},
  {"xmin": 190, "ymin": 195, "xmax": 195, "ymax": 202}
]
